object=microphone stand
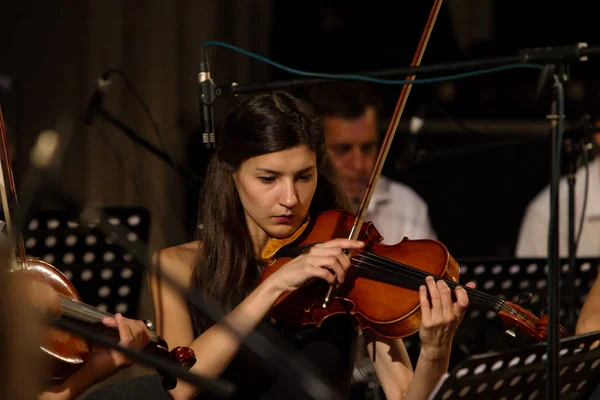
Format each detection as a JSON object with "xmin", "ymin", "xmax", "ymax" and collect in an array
[
  {"xmin": 93, "ymin": 107, "xmax": 204, "ymax": 190},
  {"xmin": 565, "ymin": 135, "xmax": 577, "ymax": 332},
  {"xmin": 562, "ymin": 116, "xmax": 594, "ymax": 331},
  {"xmin": 546, "ymin": 63, "xmax": 567, "ymax": 400}
]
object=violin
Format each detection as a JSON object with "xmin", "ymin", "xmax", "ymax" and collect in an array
[
  {"xmin": 259, "ymin": 0, "xmax": 568, "ymax": 342},
  {"xmin": 11, "ymin": 259, "xmax": 196, "ymax": 389},
  {"xmin": 260, "ymin": 211, "xmax": 568, "ymax": 341},
  {"xmin": 0, "ymin": 106, "xmax": 195, "ymax": 390}
]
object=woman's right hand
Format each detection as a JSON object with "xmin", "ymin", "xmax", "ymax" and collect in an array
[{"xmin": 265, "ymin": 238, "xmax": 364, "ymax": 293}]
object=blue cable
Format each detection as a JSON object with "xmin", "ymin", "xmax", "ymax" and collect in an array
[{"xmin": 202, "ymin": 40, "xmax": 543, "ymax": 85}]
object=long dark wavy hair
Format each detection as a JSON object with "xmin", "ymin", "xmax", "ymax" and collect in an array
[{"xmin": 191, "ymin": 90, "xmax": 349, "ymax": 332}]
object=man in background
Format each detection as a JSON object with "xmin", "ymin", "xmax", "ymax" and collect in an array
[
  {"xmin": 305, "ymin": 81, "xmax": 436, "ymax": 244},
  {"xmin": 305, "ymin": 81, "xmax": 438, "ymax": 399},
  {"xmin": 515, "ymin": 125, "xmax": 600, "ymax": 257}
]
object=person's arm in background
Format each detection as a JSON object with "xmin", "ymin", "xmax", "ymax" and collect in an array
[{"xmin": 576, "ymin": 273, "xmax": 600, "ymax": 334}]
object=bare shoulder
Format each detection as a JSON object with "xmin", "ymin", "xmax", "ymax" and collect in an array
[{"xmin": 150, "ymin": 241, "xmax": 201, "ymax": 287}]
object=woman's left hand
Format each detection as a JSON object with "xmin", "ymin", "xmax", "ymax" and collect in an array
[
  {"xmin": 418, "ymin": 276, "xmax": 476, "ymax": 360},
  {"xmin": 88, "ymin": 313, "xmax": 152, "ymax": 375}
]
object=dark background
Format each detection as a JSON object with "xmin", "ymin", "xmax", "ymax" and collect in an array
[{"xmin": 269, "ymin": 0, "xmax": 600, "ymax": 258}]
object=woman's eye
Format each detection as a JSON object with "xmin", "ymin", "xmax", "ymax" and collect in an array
[
  {"xmin": 259, "ymin": 176, "xmax": 275, "ymax": 183},
  {"xmin": 297, "ymin": 174, "xmax": 313, "ymax": 182}
]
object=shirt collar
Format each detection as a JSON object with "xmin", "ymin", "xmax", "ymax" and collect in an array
[{"xmin": 366, "ymin": 176, "xmax": 391, "ymax": 213}]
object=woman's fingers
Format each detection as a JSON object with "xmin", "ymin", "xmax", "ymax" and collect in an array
[
  {"xmin": 316, "ymin": 239, "xmax": 364, "ymax": 252},
  {"xmin": 127, "ymin": 319, "xmax": 151, "ymax": 349},
  {"xmin": 425, "ymin": 276, "xmax": 442, "ymax": 317},
  {"xmin": 419, "ymin": 284, "xmax": 432, "ymax": 323},
  {"xmin": 102, "ymin": 314, "xmax": 150, "ymax": 349},
  {"xmin": 453, "ymin": 281, "xmax": 475, "ymax": 316},
  {"xmin": 308, "ymin": 247, "xmax": 350, "ymax": 270},
  {"xmin": 102, "ymin": 316, "xmax": 118, "ymax": 329},
  {"xmin": 113, "ymin": 313, "xmax": 134, "ymax": 347},
  {"xmin": 436, "ymin": 279, "xmax": 455, "ymax": 323},
  {"xmin": 305, "ymin": 255, "xmax": 346, "ymax": 284},
  {"xmin": 421, "ymin": 277, "xmax": 474, "ymax": 326}
]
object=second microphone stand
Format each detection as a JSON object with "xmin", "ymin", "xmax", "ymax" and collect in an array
[
  {"xmin": 93, "ymin": 107, "xmax": 204, "ymax": 190},
  {"xmin": 563, "ymin": 116, "xmax": 594, "ymax": 331},
  {"xmin": 546, "ymin": 63, "xmax": 567, "ymax": 400}
]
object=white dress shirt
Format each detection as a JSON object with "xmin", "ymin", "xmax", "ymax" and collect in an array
[
  {"xmin": 363, "ymin": 176, "xmax": 436, "ymax": 244},
  {"xmin": 516, "ymin": 157, "xmax": 600, "ymax": 257}
]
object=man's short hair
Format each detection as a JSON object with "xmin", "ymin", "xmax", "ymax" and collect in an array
[{"xmin": 305, "ymin": 81, "xmax": 383, "ymax": 120}]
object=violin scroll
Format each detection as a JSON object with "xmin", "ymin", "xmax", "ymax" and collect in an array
[
  {"xmin": 142, "ymin": 318, "xmax": 197, "ymax": 369},
  {"xmin": 147, "ymin": 336, "xmax": 197, "ymax": 390},
  {"xmin": 170, "ymin": 346, "xmax": 197, "ymax": 369},
  {"xmin": 497, "ymin": 300, "xmax": 569, "ymax": 343}
]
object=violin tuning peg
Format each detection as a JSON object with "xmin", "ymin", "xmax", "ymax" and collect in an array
[
  {"xmin": 518, "ymin": 291, "xmax": 533, "ymax": 305},
  {"xmin": 504, "ymin": 327, "xmax": 517, "ymax": 342},
  {"xmin": 144, "ymin": 319, "xmax": 154, "ymax": 331}
]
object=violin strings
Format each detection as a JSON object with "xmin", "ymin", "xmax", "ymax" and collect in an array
[
  {"xmin": 350, "ymin": 257, "xmax": 507, "ymax": 311},
  {"xmin": 59, "ymin": 295, "xmax": 110, "ymax": 321},
  {"xmin": 58, "ymin": 294, "xmax": 160, "ymax": 342},
  {"xmin": 354, "ymin": 251, "xmax": 505, "ymax": 308},
  {"xmin": 353, "ymin": 251, "xmax": 509, "ymax": 312},
  {"xmin": 350, "ymin": 251, "xmax": 516, "ymax": 315}
]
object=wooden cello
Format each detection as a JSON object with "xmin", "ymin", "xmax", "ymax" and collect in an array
[
  {"xmin": 0, "ymin": 105, "xmax": 195, "ymax": 389},
  {"xmin": 258, "ymin": 0, "xmax": 568, "ymax": 342}
]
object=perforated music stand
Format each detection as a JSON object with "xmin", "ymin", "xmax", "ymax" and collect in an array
[
  {"xmin": 22, "ymin": 207, "xmax": 150, "ymax": 318},
  {"xmin": 456, "ymin": 257, "xmax": 599, "ymax": 352},
  {"xmin": 429, "ymin": 330, "xmax": 600, "ymax": 400}
]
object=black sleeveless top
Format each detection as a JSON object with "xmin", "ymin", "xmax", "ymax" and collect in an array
[{"xmin": 192, "ymin": 310, "xmax": 358, "ymax": 400}]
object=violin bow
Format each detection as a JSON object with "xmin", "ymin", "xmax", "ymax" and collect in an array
[
  {"xmin": 0, "ymin": 104, "xmax": 27, "ymax": 270},
  {"xmin": 323, "ymin": 0, "xmax": 444, "ymax": 306}
]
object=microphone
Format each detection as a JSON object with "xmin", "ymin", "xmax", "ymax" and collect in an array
[
  {"xmin": 84, "ymin": 72, "xmax": 112, "ymax": 126},
  {"xmin": 199, "ymin": 49, "xmax": 216, "ymax": 148},
  {"xmin": 396, "ymin": 106, "xmax": 426, "ymax": 171}
]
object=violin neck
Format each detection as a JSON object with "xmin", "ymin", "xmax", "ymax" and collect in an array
[
  {"xmin": 354, "ymin": 257, "xmax": 504, "ymax": 313},
  {"xmin": 58, "ymin": 294, "xmax": 161, "ymax": 343}
]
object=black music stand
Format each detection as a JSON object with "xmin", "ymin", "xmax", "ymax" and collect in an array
[
  {"xmin": 457, "ymin": 257, "xmax": 599, "ymax": 351},
  {"xmin": 22, "ymin": 207, "xmax": 150, "ymax": 318},
  {"xmin": 429, "ymin": 330, "xmax": 600, "ymax": 400}
]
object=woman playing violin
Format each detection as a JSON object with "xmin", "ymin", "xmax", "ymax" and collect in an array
[{"xmin": 83, "ymin": 90, "xmax": 474, "ymax": 400}]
